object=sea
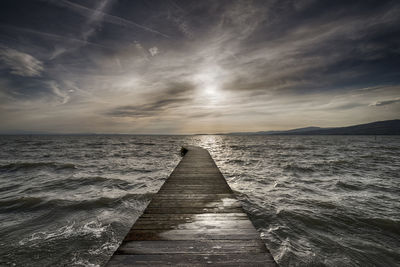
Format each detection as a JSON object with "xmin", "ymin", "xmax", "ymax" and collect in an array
[{"xmin": 0, "ymin": 135, "xmax": 399, "ymax": 267}]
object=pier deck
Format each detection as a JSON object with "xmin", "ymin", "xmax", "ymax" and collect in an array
[{"xmin": 106, "ymin": 146, "xmax": 277, "ymax": 266}]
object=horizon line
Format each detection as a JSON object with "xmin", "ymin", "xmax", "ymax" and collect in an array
[{"xmin": 0, "ymin": 118, "xmax": 398, "ymax": 136}]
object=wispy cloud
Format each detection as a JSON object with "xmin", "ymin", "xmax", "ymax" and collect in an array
[
  {"xmin": 218, "ymin": 2, "xmax": 400, "ymax": 96},
  {"xmin": 148, "ymin": 46, "xmax": 159, "ymax": 56},
  {"xmin": 106, "ymin": 81, "xmax": 195, "ymax": 118},
  {"xmin": 107, "ymin": 98, "xmax": 190, "ymax": 117},
  {"xmin": 0, "ymin": 47, "xmax": 43, "ymax": 77},
  {"xmin": 0, "ymin": 25, "xmax": 112, "ymax": 50},
  {"xmin": 50, "ymin": 0, "xmax": 170, "ymax": 38},
  {"xmin": 80, "ymin": 0, "xmax": 115, "ymax": 42},
  {"xmin": 47, "ymin": 81, "xmax": 71, "ymax": 105},
  {"xmin": 369, "ymin": 98, "xmax": 400, "ymax": 106}
]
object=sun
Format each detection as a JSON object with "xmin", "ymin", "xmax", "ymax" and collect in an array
[{"xmin": 193, "ymin": 65, "xmax": 224, "ymax": 105}]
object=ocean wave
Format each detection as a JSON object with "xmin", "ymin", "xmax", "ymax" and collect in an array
[
  {"xmin": 336, "ymin": 181, "xmax": 363, "ymax": 191},
  {"xmin": 66, "ymin": 195, "xmax": 143, "ymax": 210},
  {"xmin": 127, "ymin": 168, "xmax": 153, "ymax": 173},
  {"xmin": 37, "ymin": 176, "xmax": 134, "ymax": 191},
  {"xmin": 0, "ymin": 193, "xmax": 152, "ymax": 212},
  {"xmin": 0, "ymin": 196, "xmax": 44, "ymax": 211},
  {"xmin": 18, "ymin": 220, "xmax": 112, "ymax": 246},
  {"xmin": 313, "ymin": 159, "xmax": 354, "ymax": 168},
  {"xmin": 17, "ymin": 175, "xmax": 151, "ymax": 198},
  {"xmin": 31, "ymin": 141, "xmax": 52, "ymax": 146},
  {"xmin": 295, "ymin": 198, "xmax": 338, "ymax": 211},
  {"xmin": 0, "ymin": 162, "xmax": 76, "ymax": 172},
  {"xmin": 71, "ymin": 258, "xmax": 100, "ymax": 267},
  {"xmin": 357, "ymin": 217, "xmax": 400, "ymax": 235},
  {"xmin": 86, "ymin": 142, "xmax": 107, "ymax": 147},
  {"xmin": 226, "ymin": 159, "xmax": 245, "ymax": 164},
  {"xmin": 19, "ymin": 221, "xmax": 76, "ymax": 245},
  {"xmin": 283, "ymin": 163, "xmax": 314, "ymax": 173},
  {"xmin": 277, "ymin": 209, "xmax": 328, "ymax": 228},
  {"xmin": 290, "ymin": 145, "xmax": 310, "ymax": 150},
  {"xmin": 132, "ymin": 142, "xmax": 156, "ymax": 146},
  {"xmin": 328, "ymin": 159, "xmax": 353, "ymax": 166}
]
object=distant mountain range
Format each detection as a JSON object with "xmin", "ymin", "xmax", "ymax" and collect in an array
[{"xmin": 226, "ymin": 119, "xmax": 400, "ymax": 135}]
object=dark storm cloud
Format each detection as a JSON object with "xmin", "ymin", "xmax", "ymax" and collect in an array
[{"xmin": 219, "ymin": 0, "xmax": 400, "ymax": 95}]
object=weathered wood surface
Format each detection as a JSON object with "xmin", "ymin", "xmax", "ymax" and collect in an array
[{"xmin": 106, "ymin": 146, "xmax": 277, "ymax": 266}]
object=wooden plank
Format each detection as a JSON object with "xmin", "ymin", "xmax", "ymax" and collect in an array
[
  {"xmin": 106, "ymin": 146, "xmax": 277, "ymax": 266},
  {"xmin": 124, "ymin": 229, "xmax": 262, "ymax": 241},
  {"xmin": 147, "ymin": 200, "xmax": 241, "ymax": 208},
  {"xmin": 116, "ymin": 240, "xmax": 266, "ymax": 254},
  {"xmin": 107, "ymin": 254, "xmax": 276, "ymax": 266},
  {"xmin": 138, "ymin": 213, "xmax": 248, "ymax": 220},
  {"xmin": 156, "ymin": 191, "xmax": 232, "ymax": 195},
  {"xmin": 168, "ymin": 174, "xmax": 225, "ymax": 179},
  {"xmin": 163, "ymin": 180, "xmax": 229, "ymax": 184},
  {"xmin": 131, "ymin": 219, "xmax": 255, "ymax": 230},
  {"xmin": 151, "ymin": 194, "xmax": 234, "ymax": 199},
  {"xmin": 159, "ymin": 186, "xmax": 231, "ymax": 191},
  {"xmin": 143, "ymin": 207, "xmax": 244, "ymax": 214}
]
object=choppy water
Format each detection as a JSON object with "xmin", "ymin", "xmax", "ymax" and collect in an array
[{"xmin": 0, "ymin": 135, "xmax": 399, "ymax": 266}]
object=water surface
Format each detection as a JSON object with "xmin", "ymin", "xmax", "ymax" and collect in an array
[{"xmin": 0, "ymin": 135, "xmax": 399, "ymax": 266}]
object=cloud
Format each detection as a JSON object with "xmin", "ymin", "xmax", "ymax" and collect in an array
[
  {"xmin": 369, "ymin": 98, "xmax": 400, "ymax": 106},
  {"xmin": 107, "ymin": 98, "xmax": 190, "ymax": 117},
  {"xmin": 168, "ymin": 14, "xmax": 194, "ymax": 39},
  {"xmin": 47, "ymin": 81, "xmax": 71, "ymax": 104},
  {"xmin": 0, "ymin": 24, "xmax": 112, "ymax": 50},
  {"xmin": 1, "ymin": 1, "xmax": 400, "ymax": 133},
  {"xmin": 216, "ymin": 1, "xmax": 400, "ymax": 96},
  {"xmin": 40, "ymin": 0, "xmax": 116, "ymax": 59},
  {"xmin": 0, "ymin": 47, "xmax": 43, "ymax": 77},
  {"xmin": 80, "ymin": 0, "xmax": 115, "ymax": 42},
  {"xmin": 48, "ymin": 0, "xmax": 170, "ymax": 38},
  {"xmin": 106, "ymin": 81, "xmax": 195, "ymax": 117},
  {"xmin": 148, "ymin": 46, "xmax": 159, "ymax": 56}
]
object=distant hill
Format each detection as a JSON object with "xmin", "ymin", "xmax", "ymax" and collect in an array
[
  {"xmin": 227, "ymin": 119, "xmax": 400, "ymax": 135},
  {"xmin": 227, "ymin": 127, "xmax": 323, "ymax": 135}
]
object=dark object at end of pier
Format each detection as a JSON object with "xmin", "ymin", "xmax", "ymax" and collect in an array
[{"xmin": 180, "ymin": 146, "xmax": 188, "ymax": 156}]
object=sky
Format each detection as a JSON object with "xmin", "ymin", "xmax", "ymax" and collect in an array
[{"xmin": 0, "ymin": 0, "xmax": 399, "ymax": 134}]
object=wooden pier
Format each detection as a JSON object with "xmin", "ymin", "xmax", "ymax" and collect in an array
[{"xmin": 106, "ymin": 146, "xmax": 277, "ymax": 266}]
